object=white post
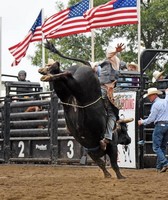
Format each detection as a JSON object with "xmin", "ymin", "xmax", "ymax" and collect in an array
[
  {"xmin": 90, "ymin": 0, "xmax": 94, "ymax": 62},
  {"xmin": 91, "ymin": 31, "xmax": 95, "ymax": 62},
  {"xmin": 137, "ymin": 0, "xmax": 141, "ymax": 72},
  {"xmin": 41, "ymin": 8, "xmax": 47, "ymax": 91},
  {"xmin": 0, "ymin": 17, "xmax": 2, "ymax": 96},
  {"xmin": 42, "ymin": 8, "xmax": 45, "ymax": 68}
]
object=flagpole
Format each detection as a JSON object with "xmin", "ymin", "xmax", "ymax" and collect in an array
[
  {"xmin": 42, "ymin": 8, "xmax": 45, "ymax": 67},
  {"xmin": 0, "ymin": 17, "xmax": 2, "ymax": 97},
  {"xmin": 91, "ymin": 32, "xmax": 94, "ymax": 62},
  {"xmin": 41, "ymin": 8, "xmax": 46, "ymax": 91},
  {"xmin": 90, "ymin": 0, "xmax": 94, "ymax": 62},
  {"xmin": 137, "ymin": 0, "xmax": 141, "ymax": 72}
]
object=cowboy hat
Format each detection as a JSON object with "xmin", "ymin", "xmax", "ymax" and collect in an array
[
  {"xmin": 45, "ymin": 58, "xmax": 55, "ymax": 66},
  {"xmin": 143, "ymin": 87, "xmax": 162, "ymax": 98},
  {"xmin": 152, "ymin": 70, "xmax": 164, "ymax": 83},
  {"xmin": 127, "ymin": 62, "xmax": 138, "ymax": 71}
]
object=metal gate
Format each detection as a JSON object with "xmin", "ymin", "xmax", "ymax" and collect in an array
[
  {"xmin": 0, "ymin": 97, "xmax": 5, "ymax": 163},
  {"xmin": 139, "ymin": 49, "xmax": 168, "ymax": 168},
  {"xmin": 0, "ymin": 81, "xmax": 84, "ymax": 164}
]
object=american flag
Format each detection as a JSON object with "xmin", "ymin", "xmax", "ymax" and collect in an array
[
  {"xmin": 42, "ymin": 0, "xmax": 90, "ymax": 39},
  {"xmin": 9, "ymin": 10, "xmax": 42, "ymax": 66},
  {"xmin": 84, "ymin": 0, "xmax": 138, "ymax": 29}
]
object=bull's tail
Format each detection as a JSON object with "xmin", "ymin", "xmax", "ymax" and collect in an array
[{"xmin": 45, "ymin": 40, "xmax": 91, "ymax": 67}]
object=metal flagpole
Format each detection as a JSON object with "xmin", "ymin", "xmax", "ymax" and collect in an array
[
  {"xmin": 42, "ymin": 8, "xmax": 45, "ymax": 69},
  {"xmin": 90, "ymin": 0, "xmax": 94, "ymax": 62},
  {"xmin": 137, "ymin": 0, "xmax": 141, "ymax": 72},
  {"xmin": 91, "ymin": 31, "xmax": 95, "ymax": 62},
  {"xmin": 41, "ymin": 8, "xmax": 47, "ymax": 91},
  {"xmin": 0, "ymin": 17, "xmax": 2, "ymax": 96}
]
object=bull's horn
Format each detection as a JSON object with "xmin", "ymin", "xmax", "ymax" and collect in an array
[
  {"xmin": 117, "ymin": 118, "xmax": 134, "ymax": 123},
  {"xmin": 38, "ymin": 67, "xmax": 49, "ymax": 75},
  {"xmin": 40, "ymin": 74, "xmax": 53, "ymax": 82}
]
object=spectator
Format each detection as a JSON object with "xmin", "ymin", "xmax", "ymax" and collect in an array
[
  {"xmin": 117, "ymin": 61, "xmax": 128, "ymax": 87},
  {"xmin": 152, "ymin": 70, "xmax": 164, "ymax": 83},
  {"xmin": 151, "ymin": 70, "xmax": 168, "ymax": 89},
  {"xmin": 120, "ymin": 61, "xmax": 127, "ymax": 71},
  {"xmin": 126, "ymin": 62, "xmax": 139, "ymax": 86},
  {"xmin": 17, "ymin": 70, "xmax": 30, "ymax": 82},
  {"xmin": 17, "ymin": 70, "xmax": 32, "ymax": 95},
  {"xmin": 127, "ymin": 62, "xmax": 138, "ymax": 72},
  {"xmin": 13, "ymin": 70, "xmax": 33, "ymax": 112}
]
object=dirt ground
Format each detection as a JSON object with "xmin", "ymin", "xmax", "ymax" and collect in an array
[{"xmin": 0, "ymin": 164, "xmax": 167, "ymax": 200}]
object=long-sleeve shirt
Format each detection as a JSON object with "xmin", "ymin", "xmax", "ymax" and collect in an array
[
  {"xmin": 142, "ymin": 91, "xmax": 168, "ymax": 125},
  {"xmin": 101, "ymin": 87, "xmax": 119, "ymax": 121}
]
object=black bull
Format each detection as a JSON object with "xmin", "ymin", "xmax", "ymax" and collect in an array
[
  {"xmin": 39, "ymin": 44, "xmax": 133, "ymax": 179},
  {"xmin": 39, "ymin": 63, "xmax": 133, "ymax": 179}
]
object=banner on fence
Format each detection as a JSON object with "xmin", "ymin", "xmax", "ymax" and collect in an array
[{"xmin": 114, "ymin": 91, "xmax": 136, "ymax": 168}]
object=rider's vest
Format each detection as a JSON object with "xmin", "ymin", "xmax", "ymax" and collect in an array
[{"xmin": 99, "ymin": 61, "xmax": 119, "ymax": 84}]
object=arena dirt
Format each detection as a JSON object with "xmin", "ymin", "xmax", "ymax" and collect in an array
[{"xmin": 0, "ymin": 164, "xmax": 167, "ymax": 200}]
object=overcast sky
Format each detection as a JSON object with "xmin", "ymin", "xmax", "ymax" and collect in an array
[{"xmin": 0, "ymin": 0, "xmax": 68, "ymax": 83}]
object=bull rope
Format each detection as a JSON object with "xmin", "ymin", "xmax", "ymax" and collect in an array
[{"xmin": 60, "ymin": 96, "xmax": 102, "ymax": 108}]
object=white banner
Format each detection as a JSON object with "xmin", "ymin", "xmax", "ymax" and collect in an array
[{"xmin": 114, "ymin": 91, "xmax": 136, "ymax": 168}]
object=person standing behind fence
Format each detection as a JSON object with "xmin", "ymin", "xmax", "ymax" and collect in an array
[
  {"xmin": 151, "ymin": 70, "xmax": 168, "ymax": 90},
  {"xmin": 126, "ymin": 62, "xmax": 139, "ymax": 86},
  {"xmin": 138, "ymin": 87, "xmax": 168, "ymax": 173},
  {"xmin": 15, "ymin": 70, "xmax": 37, "ymax": 113},
  {"xmin": 117, "ymin": 61, "xmax": 128, "ymax": 87},
  {"xmin": 17, "ymin": 70, "xmax": 32, "ymax": 95}
]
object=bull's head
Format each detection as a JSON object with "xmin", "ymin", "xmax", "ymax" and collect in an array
[
  {"xmin": 38, "ymin": 61, "xmax": 61, "ymax": 76},
  {"xmin": 38, "ymin": 61, "xmax": 65, "ymax": 82},
  {"xmin": 115, "ymin": 118, "xmax": 134, "ymax": 145}
]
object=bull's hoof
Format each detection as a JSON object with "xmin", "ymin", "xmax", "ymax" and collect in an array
[
  {"xmin": 38, "ymin": 67, "xmax": 49, "ymax": 75},
  {"xmin": 104, "ymin": 172, "xmax": 112, "ymax": 178},
  {"xmin": 117, "ymin": 175, "xmax": 126, "ymax": 179},
  {"xmin": 40, "ymin": 75, "xmax": 53, "ymax": 82}
]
